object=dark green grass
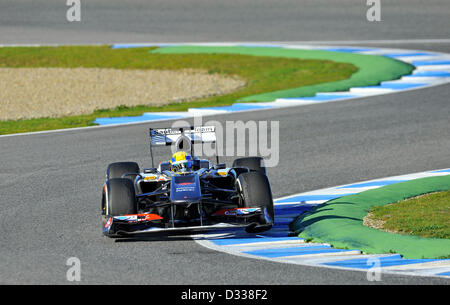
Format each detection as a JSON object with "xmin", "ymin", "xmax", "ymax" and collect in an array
[{"xmin": 0, "ymin": 46, "xmax": 357, "ymax": 135}]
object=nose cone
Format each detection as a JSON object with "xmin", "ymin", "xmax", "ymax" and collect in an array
[{"xmin": 170, "ymin": 174, "xmax": 201, "ymax": 203}]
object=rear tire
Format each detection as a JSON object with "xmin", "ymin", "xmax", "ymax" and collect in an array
[
  {"xmin": 232, "ymin": 157, "xmax": 266, "ymax": 175},
  {"xmin": 106, "ymin": 178, "xmax": 137, "ymax": 216},
  {"xmin": 237, "ymin": 171, "xmax": 274, "ymax": 225}
]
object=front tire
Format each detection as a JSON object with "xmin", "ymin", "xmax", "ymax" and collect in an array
[
  {"xmin": 105, "ymin": 178, "xmax": 137, "ymax": 216},
  {"xmin": 237, "ymin": 171, "xmax": 274, "ymax": 232},
  {"xmin": 232, "ymin": 157, "xmax": 266, "ymax": 175},
  {"xmin": 107, "ymin": 162, "xmax": 140, "ymax": 181}
]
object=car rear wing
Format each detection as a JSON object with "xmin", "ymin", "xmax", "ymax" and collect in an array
[{"xmin": 149, "ymin": 126, "xmax": 218, "ymax": 167}]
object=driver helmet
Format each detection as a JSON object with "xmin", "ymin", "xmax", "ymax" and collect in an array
[{"xmin": 170, "ymin": 151, "xmax": 193, "ymax": 172}]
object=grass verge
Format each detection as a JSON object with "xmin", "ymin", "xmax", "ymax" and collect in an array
[
  {"xmin": 290, "ymin": 175, "xmax": 450, "ymax": 259},
  {"xmin": 153, "ymin": 46, "xmax": 414, "ymax": 102},
  {"xmin": 0, "ymin": 45, "xmax": 357, "ymax": 135},
  {"xmin": 368, "ymin": 190, "xmax": 450, "ymax": 239}
]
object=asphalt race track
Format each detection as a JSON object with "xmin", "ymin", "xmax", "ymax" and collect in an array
[
  {"xmin": 0, "ymin": 0, "xmax": 449, "ymax": 284},
  {"xmin": 1, "ymin": 0, "xmax": 450, "ymax": 44}
]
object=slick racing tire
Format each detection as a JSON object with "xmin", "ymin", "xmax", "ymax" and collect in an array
[
  {"xmin": 107, "ymin": 162, "xmax": 140, "ymax": 181},
  {"xmin": 106, "ymin": 178, "xmax": 138, "ymax": 216},
  {"xmin": 237, "ymin": 171, "xmax": 274, "ymax": 223},
  {"xmin": 232, "ymin": 157, "xmax": 266, "ymax": 175}
]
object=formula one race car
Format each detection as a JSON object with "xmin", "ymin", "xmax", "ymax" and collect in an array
[{"xmin": 101, "ymin": 125, "xmax": 274, "ymax": 237}]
